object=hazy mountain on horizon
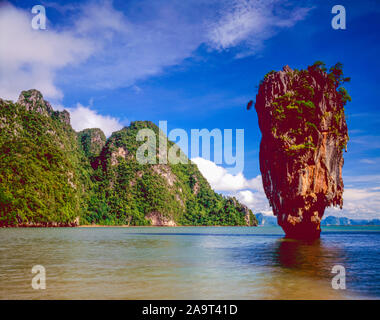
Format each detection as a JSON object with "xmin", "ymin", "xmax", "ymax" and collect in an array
[
  {"xmin": 255, "ymin": 213, "xmax": 380, "ymax": 226},
  {"xmin": 321, "ymin": 215, "xmax": 380, "ymax": 226}
]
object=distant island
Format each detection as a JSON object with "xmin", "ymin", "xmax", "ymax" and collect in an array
[
  {"xmin": 255, "ymin": 213, "xmax": 380, "ymax": 226},
  {"xmin": 0, "ymin": 90, "xmax": 257, "ymax": 227}
]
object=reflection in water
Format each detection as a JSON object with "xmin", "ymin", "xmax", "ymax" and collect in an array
[
  {"xmin": 274, "ymin": 238, "xmax": 345, "ymax": 273},
  {"xmin": 0, "ymin": 227, "xmax": 378, "ymax": 299},
  {"xmin": 261, "ymin": 238, "xmax": 348, "ymax": 299},
  {"xmin": 275, "ymin": 238, "xmax": 321, "ymax": 269},
  {"xmin": 226, "ymin": 236, "xmax": 350, "ymax": 299}
]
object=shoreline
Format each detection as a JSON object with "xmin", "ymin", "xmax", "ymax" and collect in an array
[
  {"xmin": 1, "ymin": 224, "xmax": 258, "ymax": 228},
  {"xmin": 77, "ymin": 224, "xmax": 257, "ymax": 228},
  {"xmin": 2, "ymin": 224, "xmax": 379, "ymax": 228}
]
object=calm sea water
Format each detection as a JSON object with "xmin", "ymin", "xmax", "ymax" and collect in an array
[{"xmin": 0, "ymin": 226, "xmax": 379, "ymax": 299}]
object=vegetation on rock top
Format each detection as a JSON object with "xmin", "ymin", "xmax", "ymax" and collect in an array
[{"xmin": 260, "ymin": 61, "xmax": 350, "ymax": 156}]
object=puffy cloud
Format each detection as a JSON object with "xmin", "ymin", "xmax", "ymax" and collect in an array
[
  {"xmin": 321, "ymin": 173, "xmax": 380, "ymax": 219},
  {"xmin": 0, "ymin": 2, "xmax": 94, "ymax": 100},
  {"xmin": 0, "ymin": 0, "xmax": 311, "ymax": 100},
  {"xmin": 234, "ymin": 189, "xmax": 272, "ymax": 215},
  {"xmin": 192, "ymin": 157, "xmax": 272, "ymax": 214},
  {"xmin": 326, "ymin": 187, "xmax": 380, "ymax": 219},
  {"xmin": 68, "ymin": 103, "xmax": 123, "ymax": 137},
  {"xmin": 191, "ymin": 157, "xmax": 263, "ymax": 192}
]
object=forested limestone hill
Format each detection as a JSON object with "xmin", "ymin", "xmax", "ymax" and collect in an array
[{"xmin": 0, "ymin": 90, "xmax": 257, "ymax": 227}]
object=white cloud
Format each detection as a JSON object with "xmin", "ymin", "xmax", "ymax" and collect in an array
[
  {"xmin": 68, "ymin": 103, "xmax": 123, "ymax": 137},
  {"xmin": 192, "ymin": 157, "xmax": 272, "ymax": 213},
  {"xmin": 343, "ymin": 188, "xmax": 377, "ymax": 201},
  {"xmin": 326, "ymin": 174, "xmax": 380, "ymax": 219},
  {"xmin": 0, "ymin": 0, "xmax": 311, "ymax": 100},
  {"xmin": 234, "ymin": 189, "xmax": 273, "ymax": 215},
  {"xmin": 326, "ymin": 186, "xmax": 380, "ymax": 219},
  {"xmin": 191, "ymin": 157, "xmax": 263, "ymax": 192},
  {"xmin": 0, "ymin": 2, "xmax": 94, "ymax": 100},
  {"xmin": 207, "ymin": 0, "xmax": 311, "ymax": 53}
]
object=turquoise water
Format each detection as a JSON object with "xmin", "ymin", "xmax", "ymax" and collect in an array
[{"xmin": 0, "ymin": 226, "xmax": 379, "ymax": 299}]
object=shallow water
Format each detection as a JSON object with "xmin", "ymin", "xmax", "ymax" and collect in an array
[{"xmin": 0, "ymin": 226, "xmax": 379, "ymax": 299}]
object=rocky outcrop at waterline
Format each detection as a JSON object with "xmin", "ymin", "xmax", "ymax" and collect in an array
[{"xmin": 253, "ymin": 62, "xmax": 350, "ymax": 239}]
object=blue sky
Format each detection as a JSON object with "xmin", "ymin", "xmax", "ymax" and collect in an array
[{"xmin": 1, "ymin": 0, "xmax": 380, "ymax": 218}]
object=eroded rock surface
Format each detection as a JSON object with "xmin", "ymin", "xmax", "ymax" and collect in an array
[
  {"xmin": 254, "ymin": 63, "xmax": 349, "ymax": 239},
  {"xmin": 146, "ymin": 211, "xmax": 177, "ymax": 226},
  {"xmin": 18, "ymin": 89, "xmax": 71, "ymax": 125},
  {"xmin": 78, "ymin": 128, "xmax": 107, "ymax": 159}
]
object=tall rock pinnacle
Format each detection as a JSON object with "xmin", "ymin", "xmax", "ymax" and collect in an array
[{"xmin": 253, "ymin": 62, "xmax": 350, "ymax": 239}]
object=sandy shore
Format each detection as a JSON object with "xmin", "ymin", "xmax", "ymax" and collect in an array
[
  {"xmin": 77, "ymin": 224, "xmax": 253, "ymax": 228},
  {"xmin": 1, "ymin": 224, "xmax": 256, "ymax": 228}
]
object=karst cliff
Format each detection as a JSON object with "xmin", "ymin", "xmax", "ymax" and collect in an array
[
  {"xmin": 0, "ymin": 89, "xmax": 257, "ymax": 227},
  {"xmin": 253, "ymin": 62, "xmax": 350, "ymax": 239}
]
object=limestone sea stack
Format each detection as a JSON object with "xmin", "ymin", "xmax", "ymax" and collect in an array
[{"xmin": 254, "ymin": 62, "xmax": 350, "ymax": 239}]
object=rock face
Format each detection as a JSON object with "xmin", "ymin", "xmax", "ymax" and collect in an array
[
  {"xmin": 0, "ymin": 90, "xmax": 92, "ymax": 227},
  {"xmin": 89, "ymin": 121, "xmax": 256, "ymax": 226},
  {"xmin": 17, "ymin": 89, "xmax": 71, "ymax": 125},
  {"xmin": 254, "ymin": 63, "xmax": 350, "ymax": 239},
  {"xmin": 1, "ymin": 89, "xmax": 258, "ymax": 227},
  {"xmin": 146, "ymin": 211, "xmax": 177, "ymax": 226},
  {"xmin": 17, "ymin": 89, "xmax": 54, "ymax": 116},
  {"xmin": 77, "ymin": 128, "xmax": 106, "ymax": 160}
]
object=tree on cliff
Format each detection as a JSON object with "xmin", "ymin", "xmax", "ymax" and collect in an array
[{"xmin": 252, "ymin": 62, "xmax": 350, "ymax": 239}]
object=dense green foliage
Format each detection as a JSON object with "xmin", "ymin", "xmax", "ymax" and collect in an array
[
  {"xmin": 0, "ymin": 91, "xmax": 257, "ymax": 227},
  {"xmin": 267, "ymin": 61, "xmax": 350, "ymax": 155},
  {"xmin": 0, "ymin": 96, "xmax": 92, "ymax": 226},
  {"xmin": 77, "ymin": 128, "xmax": 106, "ymax": 160},
  {"xmin": 84, "ymin": 121, "xmax": 256, "ymax": 226}
]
